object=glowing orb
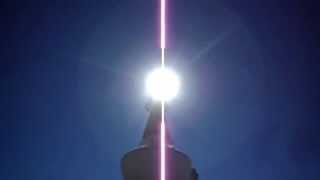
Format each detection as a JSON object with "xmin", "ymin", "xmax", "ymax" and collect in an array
[{"xmin": 146, "ymin": 67, "xmax": 180, "ymax": 102}]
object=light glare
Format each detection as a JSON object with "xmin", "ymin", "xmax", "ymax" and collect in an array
[{"xmin": 146, "ymin": 67, "xmax": 180, "ymax": 102}]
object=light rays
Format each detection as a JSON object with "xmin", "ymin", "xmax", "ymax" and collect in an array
[{"xmin": 160, "ymin": 0, "xmax": 166, "ymax": 180}]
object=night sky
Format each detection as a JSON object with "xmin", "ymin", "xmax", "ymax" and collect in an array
[{"xmin": 1, "ymin": 0, "xmax": 319, "ymax": 180}]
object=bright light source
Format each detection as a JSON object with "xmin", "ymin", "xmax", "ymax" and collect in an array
[{"xmin": 146, "ymin": 67, "xmax": 180, "ymax": 102}]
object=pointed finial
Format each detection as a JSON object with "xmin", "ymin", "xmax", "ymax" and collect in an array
[{"xmin": 140, "ymin": 100, "xmax": 172, "ymax": 147}]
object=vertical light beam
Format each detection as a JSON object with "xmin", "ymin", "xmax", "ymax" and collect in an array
[
  {"xmin": 160, "ymin": 0, "xmax": 166, "ymax": 50},
  {"xmin": 160, "ymin": 106, "xmax": 166, "ymax": 180},
  {"xmin": 160, "ymin": 0, "xmax": 166, "ymax": 67},
  {"xmin": 160, "ymin": 0, "xmax": 166, "ymax": 180}
]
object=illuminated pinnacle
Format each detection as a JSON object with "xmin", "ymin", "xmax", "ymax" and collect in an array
[{"xmin": 140, "ymin": 102, "xmax": 173, "ymax": 146}]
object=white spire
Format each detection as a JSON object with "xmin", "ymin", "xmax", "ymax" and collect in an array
[{"xmin": 140, "ymin": 102, "xmax": 172, "ymax": 147}]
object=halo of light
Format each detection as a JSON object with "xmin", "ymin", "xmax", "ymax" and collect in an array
[{"xmin": 146, "ymin": 67, "xmax": 180, "ymax": 102}]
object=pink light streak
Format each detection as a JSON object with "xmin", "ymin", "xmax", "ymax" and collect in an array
[
  {"xmin": 160, "ymin": 0, "xmax": 166, "ymax": 50},
  {"xmin": 160, "ymin": 102, "xmax": 166, "ymax": 180},
  {"xmin": 160, "ymin": 0, "xmax": 166, "ymax": 180}
]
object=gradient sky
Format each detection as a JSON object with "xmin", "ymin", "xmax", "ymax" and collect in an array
[{"xmin": 1, "ymin": 0, "xmax": 319, "ymax": 180}]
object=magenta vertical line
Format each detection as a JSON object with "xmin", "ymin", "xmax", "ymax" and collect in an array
[
  {"xmin": 160, "ymin": 0, "xmax": 166, "ymax": 179},
  {"xmin": 160, "ymin": 101, "xmax": 165, "ymax": 180},
  {"xmin": 160, "ymin": 0, "xmax": 166, "ymax": 49}
]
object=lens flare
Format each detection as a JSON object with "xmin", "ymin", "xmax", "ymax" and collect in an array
[{"xmin": 146, "ymin": 67, "xmax": 180, "ymax": 102}]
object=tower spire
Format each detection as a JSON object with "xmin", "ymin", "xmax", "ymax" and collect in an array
[
  {"xmin": 121, "ymin": 102, "xmax": 198, "ymax": 180},
  {"xmin": 140, "ymin": 101, "xmax": 172, "ymax": 147}
]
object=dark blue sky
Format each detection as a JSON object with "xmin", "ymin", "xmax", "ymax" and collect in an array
[{"xmin": 1, "ymin": 0, "xmax": 319, "ymax": 180}]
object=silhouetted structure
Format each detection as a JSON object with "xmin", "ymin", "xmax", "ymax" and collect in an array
[{"xmin": 121, "ymin": 102, "xmax": 198, "ymax": 180}]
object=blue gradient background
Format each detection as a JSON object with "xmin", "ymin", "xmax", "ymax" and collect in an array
[{"xmin": 1, "ymin": 0, "xmax": 319, "ymax": 180}]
